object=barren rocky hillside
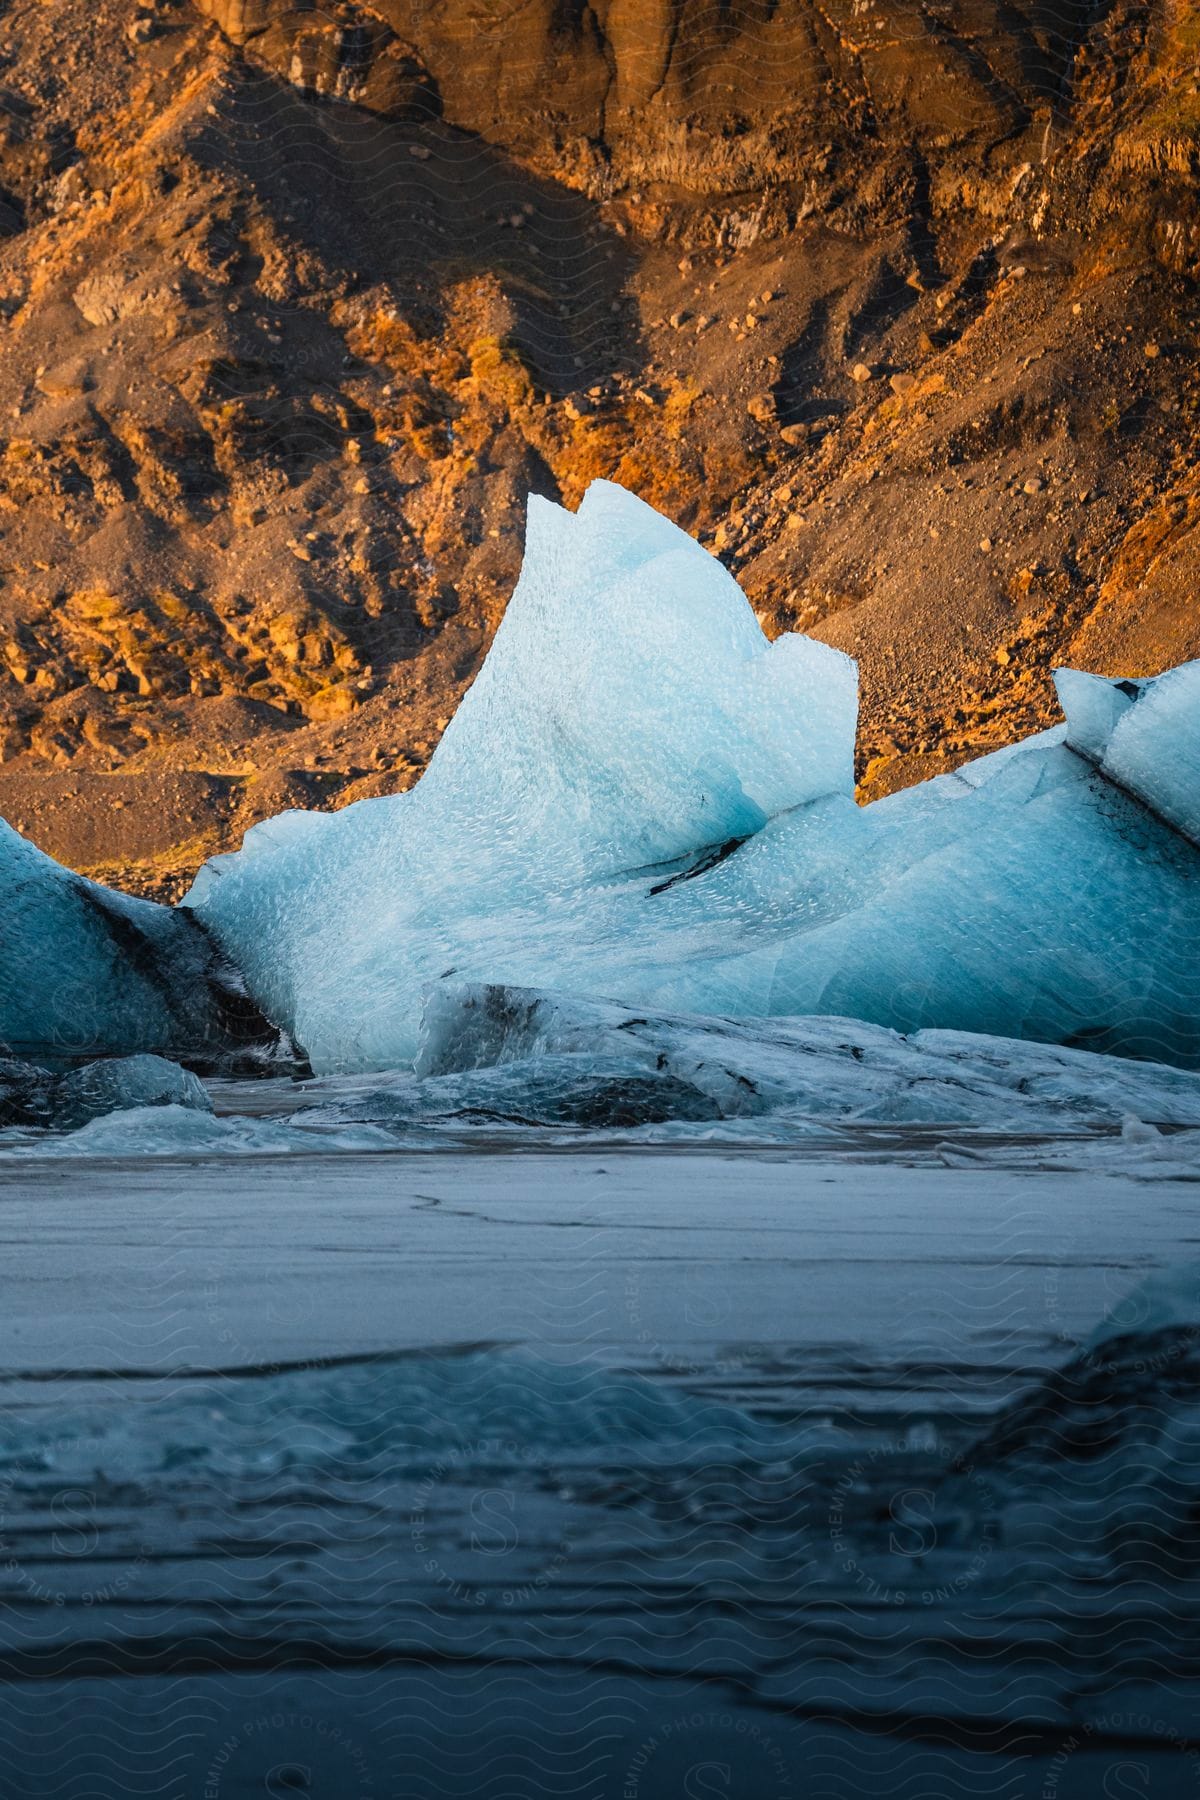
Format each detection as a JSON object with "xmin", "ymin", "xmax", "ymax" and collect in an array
[{"xmin": 0, "ymin": 0, "xmax": 1196, "ymax": 895}]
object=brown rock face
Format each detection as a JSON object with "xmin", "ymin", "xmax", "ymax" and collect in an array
[
  {"xmin": 0, "ymin": 0, "xmax": 1196, "ymax": 892},
  {"xmin": 188, "ymin": 0, "xmax": 1128, "ymax": 201}
]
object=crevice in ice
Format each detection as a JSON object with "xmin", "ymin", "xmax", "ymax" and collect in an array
[{"xmin": 647, "ymin": 832, "xmax": 749, "ymax": 895}]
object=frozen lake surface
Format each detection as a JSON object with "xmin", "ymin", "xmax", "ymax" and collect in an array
[{"xmin": 1, "ymin": 1133, "xmax": 1198, "ymax": 1798}]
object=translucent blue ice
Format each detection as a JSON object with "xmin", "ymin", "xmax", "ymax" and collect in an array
[
  {"xmin": 0, "ymin": 819, "xmax": 261, "ymax": 1062},
  {"xmin": 186, "ymin": 481, "xmax": 857, "ymax": 1067},
  {"xmin": 184, "ymin": 481, "xmax": 1200, "ymax": 1072},
  {"xmin": 1094, "ymin": 659, "xmax": 1200, "ymax": 845}
]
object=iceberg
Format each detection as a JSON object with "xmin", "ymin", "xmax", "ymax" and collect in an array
[
  {"xmin": 0, "ymin": 818, "xmax": 278, "ymax": 1066},
  {"xmin": 186, "ymin": 479, "xmax": 858, "ymax": 1069},
  {"xmin": 2, "ymin": 480, "xmax": 1195, "ymax": 1079},
  {"xmin": 183, "ymin": 480, "xmax": 1200, "ymax": 1073},
  {"xmin": 52, "ymin": 1052, "xmax": 211, "ymax": 1129}
]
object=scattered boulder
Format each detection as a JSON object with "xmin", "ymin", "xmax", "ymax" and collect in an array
[{"xmin": 72, "ymin": 272, "xmax": 135, "ymax": 327}]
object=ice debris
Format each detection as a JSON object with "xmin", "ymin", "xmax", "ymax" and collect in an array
[
  {"xmin": 414, "ymin": 982, "xmax": 1200, "ymax": 1131},
  {"xmin": 0, "ymin": 1052, "xmax": 211, "ymax": 1132}
]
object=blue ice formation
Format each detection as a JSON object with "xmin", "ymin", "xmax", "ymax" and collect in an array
[
  {"xmin": 0, "ymin": 1050, "xmax": 211, "ymax": 1131},
  {"xmin": 0, "ymin": 817, "xmax": 271, "ymax": 1064},
  {"xmin": 180, "ymin": 480, "xmax": 1200, "ymax": 1072}
]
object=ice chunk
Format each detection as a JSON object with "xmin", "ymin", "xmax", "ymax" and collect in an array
[
  {"xmin": 709, "ymin": 737, "xmax": 1200, "ymax": 1064},
  {"xmin": 0, "ymin": 1051, "xmax": 209, "ymax": 1139},
  {"xmin": 438, "ymin": 479, "xmax": 860, "ymax": 865},
  {"xmin": 1099, "ymin": 658, "xmax": 1200, "ymax": 845},
  {"xmin": 0, "ymin": 820, "xmax": 277, "ymax": 1065},
  {"xmin": 1086, "ymin": 1260, "xmax": 1200, "ymax": 1345},
  {"xmin": 183, "ymin": 483, "xmax": 1200, "ymax": 1072},
  {"xmin": 1053, "ymin": 666, "xmax": 1140, "ymax": 764},
  {"xmin": 53, "ymin": 1054, "xmax": 212, "ymax": 1129},
  {"xmin": 297, "ymin": 1053, "xmax": 716, "ymax": 1131},
  {"xmin": 0, "ymin": 1056, "xmax": 55, "ymax": 1128},
  {"xmin": 416, "ymin": 981, "xmax": 1200, "ymax": 1133},
  {"xmin": 187, "ymin": 480, "xmax": 857, "ymax": 1068},
  {"xmin": 0, "ymin": 1349, "xmax": 770, "ymax": 1482},
  {"xmin": 4, "ymin": 1104, "xmax": 399, "ymax": 1158},
  {"xmin": 1055, "ymin": 660, "xmax": 1200, "ymax": 845}
]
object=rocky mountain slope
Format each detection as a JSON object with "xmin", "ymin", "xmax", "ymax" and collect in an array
[{"xmin": 0, "ymin": 0, "xmax": 1196, "ymax": 895}]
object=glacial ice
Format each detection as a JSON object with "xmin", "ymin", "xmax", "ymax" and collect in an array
[
  {"xmin": 5, "ymin": 1102, "xmax": 397, "ymax": 1158},
  {"xmin": 1, "ymin": 480, "xmax": 1195, "ymax": 1083},
  {"xmin": 0, "ymin": 1055, "xmax": 55, "ymax": 1127},
  {"xmin": 52, "ymin": 1053, "xmax": 211, "ymax": 1129},
  {"xmin": 415, "ymin": 982, "xmax": 1200, "ymax": 1132},
  {"xmin": 185, "ymin": 480, "xmax": 857, "ymax": 1068},
  {"xmin": 181, "ymin": 480, "xmax": 1200, "ymax": 1073},
  {"xmin": 0, "ymin": 1349, "xmax": 771, "ymax": 1483},
  {"xmin": 1091, "ymin": 658, "xmax": 1200, "ymax": 845},
  {"xmin": 0, "ymin": 818, "xmax": 274, "ymax": 1064},
  {"xmin": 0, "ymin": 1050, "xmax": 211, "ymax": 1136},
  {"xmin": 12, "ymin": 995, "xmax": 1200, "ymax": 1159}
]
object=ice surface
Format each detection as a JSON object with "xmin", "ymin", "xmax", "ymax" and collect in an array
[
  {"xmin": 186, "ymin": 480, "xmax": 857, "ymax": 1067},
  {"xmin": 53, "ymin": 1052, "xmax": 211, "ymax": 1127},
  {"xmin": 182, "ymin": 483, "xmax": 1200, "ymax": 1073},
  {"xmin": 0, "ymin": 1051, "xmax": 210, "ymax": 1137},
  {"xmin": 2, "ymin": 1152, "xmax": 1198, "ymax": 1797},
  {"xmin": 417, "ymin": 982, "xmax": 1200, "ymax": 1122},
  {"xmin": 0, "ymin": 819, "xmax": 274, "ymax": 1063}
]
